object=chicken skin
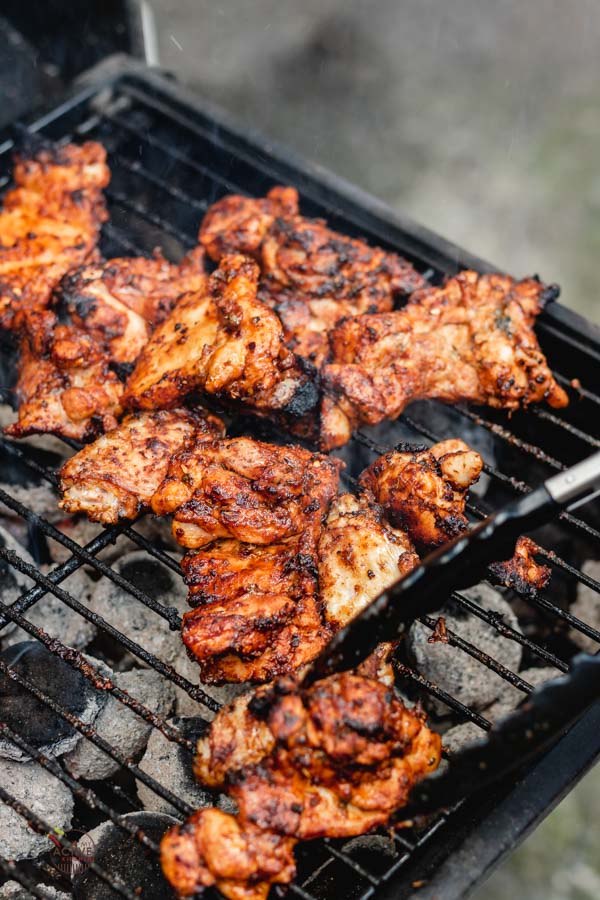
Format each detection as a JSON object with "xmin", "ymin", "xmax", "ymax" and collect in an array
[
  {"xmin": 360, "ymin": 439, "xmax": 484, "ymax": 550},
  {"xmin": 58, "ymin": 408, "xmax": 224, "ymax": 524},
  {"xmin": 161, "ymin": 663, "xmax": 441, "ymax": 900},
  {"xmin": 200, "ymin": 187, "xmax": 425, "ymax": 366},
  {"xmin": 489, "ymin": 536, "xmax": 551, "ymax": 598},
  {"xmin": 0, "ymin": 142, "xmax": 109, "ymax": 330},
  {"xmin": 124, "ymin": 254, "xmax": 317, "ymax": 418},
  {"xmin": 5, "ymin": 308, "xmax": 124, "ymax": 441},
  {"xmin": 321, "ymin": 271, "xmax": 569, "ymax": 449},
  {"xmin": 151, "ymin": 436, "xmax": 341, "ymax": 549},
  {"xmin": 58, "ymin": 247, "xmax": 207, "ymax": 366}
]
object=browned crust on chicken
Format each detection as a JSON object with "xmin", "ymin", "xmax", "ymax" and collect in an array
[
  {"xmin": 360, "ymin": 439, "xmax": 484, "ymax": 549},
  {"xmin": 488, "ymin": 536, "xmax": 551, "ymax": 598},
  {"xmin": 123, "ymin": 253, "xmax": 317, "ymax": 418},
  {"xmin": 58, "ymin": 408, "xmax": 224, "ymax": 523},
  {"xmin": 321, "ymin": 271, "xmax": 568, "ymax": 449},
  {"xmin": 162, "ymin": 666, "xmax": 441, "ymax": 899},
  {"xmin": 152, "ymin": 436, "xmax": 341, "ymax": 549},
  {"xmin": 5, "ymin": 308, "xmax": 123, "ymax": 441},
  {"xmin": 200, "ymin": 187, "xmax": 299, "ymax": 262},
  {"xmin": 0, "ymin": 142, "xmax": 109, "ymax": 330}
]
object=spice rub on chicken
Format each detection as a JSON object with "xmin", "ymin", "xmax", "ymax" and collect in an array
[
  {"xmin": 321, "ymin": 271, "xmax": 569, "ymax": 449},
  {"xmin": 199, "ymin": 187, "xmax": 425, "ymax": 367},
  {"xmin": 151, "ymin": 436, "xmax": 341, "ymax": 549},
  {"xmin": 0, "ymin": 142, "xmax": 109, "ymax": 330},
  {"xmin": 123, "ymin": 253, "xmax": 318, "ymax": 418},
  {"xmin": 58, "ymin": 408, "xmax": 224, "ymax": 524},
  {"xmin": 6, "ymin": 248, "xmax": 208, "ymax": 441},
  {"xmin": 161, "ymin": 660, "xmax": 441, "ymax": 900}
]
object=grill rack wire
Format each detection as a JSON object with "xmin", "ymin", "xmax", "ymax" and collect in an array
[{"xmin": 0, "ymin": 60, "xmax": 599, "ymax": 899}]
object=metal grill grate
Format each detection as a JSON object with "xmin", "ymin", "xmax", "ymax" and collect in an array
[{"xmin": 0, "ymin": 59, "xmax": 599, "ymax": 899}]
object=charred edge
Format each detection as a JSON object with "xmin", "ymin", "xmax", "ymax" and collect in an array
[{"xmin": 282, "ymin": 377, "xmax": 320, "ymax": 418}]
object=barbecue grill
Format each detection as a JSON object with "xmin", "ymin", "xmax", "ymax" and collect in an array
[{"xmin": 0, "ymin": 55, "xmax": 599, "ymax": 900}]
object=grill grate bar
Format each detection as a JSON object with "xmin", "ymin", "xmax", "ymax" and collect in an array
[
  {"xmin": 0, "ymin": 720, "xmax": 162, "ymax": 853},
  {"xmin": 553, "ymin": 370, "xmax": 600, "ymax": 406},
  {"xmin": 105, "ymin": 184, "xmax": 197, "ymax": 247},
  {"xmin": 323, "ymin": 841, "xmax": 381, "ymax": 886},
  {"xmin": 395, "ymin": 663, "xmax": 491, "ymax": 730},
  {"xmin": 0, "ymin": 858, "xmax": 59, "ymax": 899},
  {"xmin": 0, "ymin": 784, "xmax": 136, "ymax": 900},
  {"xmin": 0, "ymin": 657, "xmax": 195, "ymax": 815},
  {"xmin": 529, "ymin": 405, "xmax": 600, "ymax": 449}
]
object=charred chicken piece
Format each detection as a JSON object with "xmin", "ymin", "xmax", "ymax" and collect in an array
[
  {"xmin": 162, "ymin": 662, "xmax": 441, "ymax": 900},
  {"xmin": 322, "ymin": 271, "xmax": 569, "ymax": 449},
  {"xmin": 318, "ymin": 493, "xmax": 420, "ymax": 630},
  {"xmin": 200, "ymin": 187, "xmax": 425, "ymax": 367},
  {"xmin": 124, "ymin": 253, "xmax": 317, "ymax": 418},
  {"xmin": 0, "ymin": 142, "xmax": 109, "ymax": 330},
  {"xmin": 151, "ymin": 436, "xmax": 341, "ymax": 549},
  {"xmin": 181, "ymin": 527, "xmax": 328, "ymax": 684},
  {"xmin": 58, "ymin": 409, "xmax": 224, "ymax": 524},
  {"xmin": 5, "ymin": 309, "xmax": 124, "ymax": 441},
  {"xmin": 59, "ymin": 247, "xmax": 207, "ymax": 365},
  {"xmin": 488, "ymin": 536, "xmax": 551, "ymax": 598},
  {"xmin": 360, "ymin": 439, "xmax": 484, "ymax": 549}
]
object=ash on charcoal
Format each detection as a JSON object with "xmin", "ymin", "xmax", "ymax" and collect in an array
[
  {"xmin": 2, "ymin": 568, "xmax": 96, "ymax": 651},
  {"xmin": 174, "ymin": 659, "xmax": 248, "ymax": 719},
  {"xmin": 0, "ymin": 757, "xmax": 73, "ymax": 860},
  {"xmin": 0, "ymin": 526, "xmax": 36, "ymax": 638},
  {"xmin": 86, "ymin": 550, "xmax": 188, "ymax": 670},
  {"xmin": 64, "ymin": 666, "xmax": 175, "ymax": 780},
  {"xmin": 0, "ymin": 643, "xmax": 107, "ymax": 762},
  {"xmin": 484, "ymin": 666, "xmax": 558, "ymax": 722},
  {"xmin": 570, "ymin": 559, "xmax": 600, "ymax": 654},
  {"xmin": 48, "ymin": 517, "xmax": 177, "ymax": 567},
  {"xmin": 72, "ymin": 812, "xmax": 179, "ymax": 900},
  {"xmin": 0, "ymin": 882, "xmax": 69, "ymax": 899},
  {"xmin": 137, "ymin": 715, "xmax": 212, "ymax": 815},
  {"xmin": 407, "ymin": 583, "xmax": 523, "ymax": 716}
]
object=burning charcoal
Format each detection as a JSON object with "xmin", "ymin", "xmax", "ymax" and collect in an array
[
  {"xmin": 443, "ymin": 721, "xmax": 487, "ymax": 756},
  {"xmin": 484, "ymin": 666, "xmax": 558, "ymax": 722},
  {"xmin": 0, "ymin": 757, "xmax": 73, "ymax": 860},
  {"xmin": 3, "ymin": 567, "xmax": 96, "ymax": 651},
  {"xmin": 86, "ymin": 550, "xmax": 189, "ymax": 670},
  {"xmin": 174, "ymin": 662, "xmax": 248, "ymax": 719},
  {"xmin": 64, "ymin": 667, "xmax": 175, "ymax": 780},
  {"xmin": 0, "ymin": 643, "xmax": 108, "ymax": 762},
  {"xmin": 137, "ymin": 715, "xmax": 212, "ymax": 815},
  {"xmin": 407, "ymin": 583, "xmax": 523, "ymax": 715},
  {"xmin": 72, "ymin": 812, "xmax": 179, "ymax": 900},
  {"xmin": 0, "ymin": 883, "xmax": 69, "ymax": 899},
  {"xmin": 0, "ymin": 526, "xmax": 36, "ymax": 639},
  {"xmin": 570, "ymin": 560, "xmax": 600, "ymax": 654}
]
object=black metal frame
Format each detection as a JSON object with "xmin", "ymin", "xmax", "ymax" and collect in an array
[{"xmin": 0, "ymin": 54, "xmax": 599, "ymax": 899}]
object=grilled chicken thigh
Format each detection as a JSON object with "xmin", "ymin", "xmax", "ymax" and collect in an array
[
  {"xmin": 58, "ymin": 409, "xmax": 224, "ymax": 523},
  {"xmin": 124, "ymin": 254, "xmax": 317, "ymax": 418},
  {"xmin": 321, "ymin": 271, "xmax": 568, "ymax": 448},
  {"xmin": 152, "ymin": 436, "xmax": 341, "ymax": 549},
  {"xmin": 199, "ymin": 187, "xmax": 424, "ymax": 366},
  {"xmin": 162, "ymin": 660, "xmax": 441, "ymax": 900},
  {"xmin": 0, "ymin": 142, "xmax": 109, "ymax": 330}
]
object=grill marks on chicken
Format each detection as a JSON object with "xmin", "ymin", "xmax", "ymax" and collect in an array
[
  {"xmin": 124, "ymin": 253, "xmax": 317, "ymax": 418},
  {"xmin": 199, "ymin": 187, "xmax": 425, "ymax": 367},
  {"xmin": 321, "ymin": 271, "xmax": 569, "ymax": 449},
  {"xmin": 161, "ymin": 663, "xmax": 441, "ymax": 900},
  {"xmin": 58, "ymin": 409, "xmax": 224, "ymax": 524},
  {"xmin": 0, "ymin": 142, "xmax": 109, "ymax": 330},
  {"xmin": 152, "ymin": 437, "xmax": 341, "ymax": 549},
  {"xmin": 7, "ymin": 249, "xmax": 208, "ymax": 440}
]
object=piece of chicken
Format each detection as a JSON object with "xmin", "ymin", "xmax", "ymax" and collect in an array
[
  {"xmin": 181, "ymin": 527, "xmax": 328, "ymax": 684},
  {"xmin": 161, "ymin": 662, "xmax": 441, "ymax": 900},
  {"xmin": 151, "ymin": 436, "xmax": 341, "ymax": 549},
  {"xmin": 0, "ymin": 142, "xmax": 109, "ymax": 330},
  {"xmin": 58, "ymin": 408, "xmax": 224, "ymax": 524},
  {"xmin": 488, "ymin": 536, "xmax": 551, "ymax": 598},
  {"xmin": 5, "ymin": 308, "xmax": 124, "ymax": 441},
  {"xmin": 321, "ymin": 271, "xmax": 569, "ymax": 449},
  {"xmin": 360, "ymin": 439, "xmax": 484, "ymax": 549},
  {"xmin": 124, "ymin": 254, "xmax": 317, "ymax": 418},
  {"xmin": 318, "ymin": 493, "xmax": 420, "ymax": 630},
  {"xmin": 58, "ymin": 246, "xmax": 207, "ymax": 366},
  {"xmin": 200, "ymin": 187, "xmax": 425, "ymax": 367}
]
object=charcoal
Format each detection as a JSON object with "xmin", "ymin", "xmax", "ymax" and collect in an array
[
  {"xmin": 3, "ymin": 567, "xmax": 96, "ymax": 651},
  {"xmin": 174, "ymin": 663, "xmax": 248, "ymax": 719},
  {"xmin": 570, "ymin": 559, "xmax": 600, "ymax": 654},
  {"xmin": 0, "ymin": 757, "xmax": 73, "ymax": 860},
  {"xmin": 0, "ymin": 643, "xmax": 108, "ymax": 762},
  {"xmin": 64, "ymin": 667, "xmax": 175, "ymax": 780},
  {"xmin": 407, "ymin": 583, "xmax": 523, "ymax": 715},
  {"xmin": 0, "ymin": 883, "xmax": 69, "ymax": 899},
  {"xmin": 72, "ymin": 812, "xmax": 179, "ymax": 899},
  {"xmin": 484, "ymin": 666, "xmax": 558, "ymax": 722},
  {"xmin": 0, "ymin": 526, "xmax": 36, "ymax": 638},
  {"xmin": 48, "ymin": 517, "xmax": 177, "ymax": 567},
  {"xmin": 137, "ymin": 715, "xmax": 212, "ymax": 815}
]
